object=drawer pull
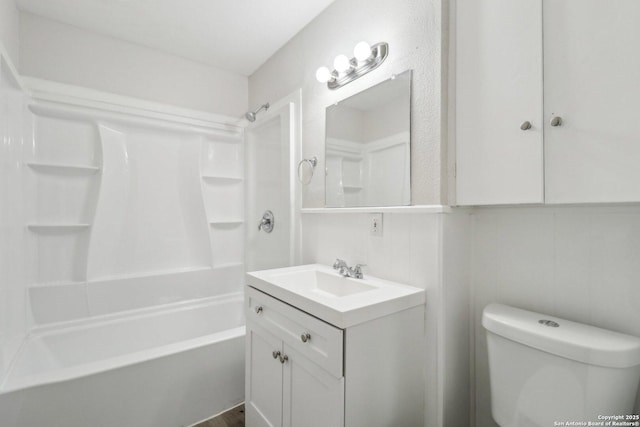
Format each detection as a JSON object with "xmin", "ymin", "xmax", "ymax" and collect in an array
[
  {"xmin": 301, "ymin": 332, "xmax": 311, "ymax": 343},
  {"xmin": 255, "ymin": 306, "xmax": 263, "ymax": 314},
  {"xmin": 272, "ymin": 350, "xmax": 281, "ymax": 359},
  {"xmin": 279, "ymin": 354, "xmax": 289, "ymax": 364}
]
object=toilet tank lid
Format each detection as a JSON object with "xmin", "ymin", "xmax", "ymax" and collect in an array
[{"xmin": 482, "ymin": 304, "xmax": 640, "ymax": 368}]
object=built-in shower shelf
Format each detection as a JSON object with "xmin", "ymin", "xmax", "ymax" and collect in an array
[
  {"xmin": 209, "ymin": 220, "xmax": 244, "ymax": 226},
  {"xmin": 201, "ymin": 175, "xmax": 243, "ymax": 183},
  {"xmin": 213, "ymin": 262, "xmax": 244, "ymax": 270},
  {"xmin": 28, "ymin": 280, "xmax": 86, "ymax": 289},
  {"xmin": 27, "ymin": 224, "xmax": 91, "ymax": 231},
  {"xmin": 27, "ymin": 162, "xmax": 101, "ymax": 174}
]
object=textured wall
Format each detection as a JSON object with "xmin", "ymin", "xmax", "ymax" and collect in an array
[
  {"xmin": 20, "ymin": 13, "xmax": 248, "ymax": 117},
  {"xmin": 249, "ymin": 0, "xmax": 448, "ymax": 206}
]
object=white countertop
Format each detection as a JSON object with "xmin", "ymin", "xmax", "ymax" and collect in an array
[{"xmin": 246, "ymin": 264, "xmax": 425, "ymax": 328}]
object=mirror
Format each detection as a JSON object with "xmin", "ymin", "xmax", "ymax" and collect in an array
[{"xmin": 325, "ymin": 70, "xmax": 411, "ymax": 207}]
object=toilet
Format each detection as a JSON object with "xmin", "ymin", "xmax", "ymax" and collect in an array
[{"xmin": 483, "ymin": 304, "xmax": 640, "ymax": 427}]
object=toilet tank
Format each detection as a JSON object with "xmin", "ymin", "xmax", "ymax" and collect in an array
[{"xmin": 483, "ymin": 304, "xmax": 640, "ymax": 427}]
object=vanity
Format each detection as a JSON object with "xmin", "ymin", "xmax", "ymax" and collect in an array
[{"xmin": 244, "ymin": 264, "xmax": 425, "ymax": 427}]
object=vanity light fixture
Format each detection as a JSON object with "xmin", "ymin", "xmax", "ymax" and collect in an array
[{"xmin": 315, "ymin": 41, "xmax": 389, "ymax": 90}]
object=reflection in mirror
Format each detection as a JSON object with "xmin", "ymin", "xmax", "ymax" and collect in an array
[{"xmin": 325, "ymin": 70, "xmax": 411, "ymax": 207}]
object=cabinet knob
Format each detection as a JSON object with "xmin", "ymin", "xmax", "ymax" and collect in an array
[
  {"xmin": 279, "ymin": 354, "xmax": 289, "ymax": 364},
  {"xmin": 550, "ymin": 116, "xmax": 563, "ymax": 127},
  {"xmin": 255, "ymin": 306, "xmax": 263, "ymax": 314},
  {"xmin": 520, "ymin": 121, "xmax": 532, "ymax": 131},
  {"xmin": 301, "ymin": 332, "xmax": 311, "ymax": 343},
  {"xmin": 272, "ymin": 350, "xmax": 281, "ymax": 359}
]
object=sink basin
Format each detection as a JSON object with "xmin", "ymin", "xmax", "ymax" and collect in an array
[
  {"xmin": 246, "ymin": 264, "xmax": 425, "ymax": 328},
  {"xmin": 269, "ymin": 270, "xmax": 377, "ymax": 297}
]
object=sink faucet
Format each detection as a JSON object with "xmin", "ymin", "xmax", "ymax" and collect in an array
[{"xmin": 333, "ymin": 258, "xmax": 365, "ymax": 279}]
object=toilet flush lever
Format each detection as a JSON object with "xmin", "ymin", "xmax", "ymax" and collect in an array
[{"xmin": 258, "ymin": 210, "xmax": 274, "ymax": 233}]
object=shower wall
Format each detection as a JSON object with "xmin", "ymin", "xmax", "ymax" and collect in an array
[
  {"xmin": 0, "ymin": 52, "xmax": 28, "ymax": 383},
  {"xmin": 22, "ymin": 83, "xmax": 245, "ymax": 325},
  {"xmin": 0, "ymin": 37, "xmax": 248, "ymax": 347},
  {"xmin": 245, "ymin": 95, "xmax": 300, "ymax": 271}
]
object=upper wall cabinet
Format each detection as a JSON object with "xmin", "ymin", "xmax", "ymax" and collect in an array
[
  {"xmin": 456, "ymin": 0, "xmax": 544, "ymax": 205},
  {"xmin": 456, "ymin": 0, "xmax": 640, "ymax": 205}
]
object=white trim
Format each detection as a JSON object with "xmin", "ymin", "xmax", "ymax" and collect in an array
[
  {"xmin": 23, "ymin": 77, "xmax": 243, "ymax": 132},
  {"xmin": 300, "ymin": 205, "xmax": 451, "ymax": 214}
]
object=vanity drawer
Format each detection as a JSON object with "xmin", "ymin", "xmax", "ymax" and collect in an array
[{"xmin": 246, "ymin": 286, "xmax": 343, "ymax": 377}]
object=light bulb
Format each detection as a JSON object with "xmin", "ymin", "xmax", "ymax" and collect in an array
[
  {"xmin": 316, "ymin": 66, "xmax": 332, "ymax": 83},
  {"xmin": 354, "ymin": 41, "xmax": 372, "ymax": 62},
  {"xmin": 333, "ymin": 54, "xmax": 351, "ymax": 73}
]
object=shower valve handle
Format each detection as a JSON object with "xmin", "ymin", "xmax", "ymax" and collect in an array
[{"xmin": 258, "ymin": 210, "xmax": 274, "ymax": 233}]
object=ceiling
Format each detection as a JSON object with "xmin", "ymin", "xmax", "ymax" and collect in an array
[{"xmin": 17, "ymin": 0, "xmax": 337, "ymax": 76}]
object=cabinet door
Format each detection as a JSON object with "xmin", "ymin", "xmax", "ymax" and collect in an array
[
  {"xmin": 246, "ymin": 322, "xmax": 283, "ymax": 427},
  {"xmin": 282, "ymin": 345, "xmax": 344, "ymax": 427},
  {"xmin": 456, "ymin": 0, "xmax": 544, "ymax": 205},
  {"xmin": 544, "ymin": 0, "xmax": 640, "ymax": 203}
]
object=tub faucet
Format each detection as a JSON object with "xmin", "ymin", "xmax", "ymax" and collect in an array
[{"xmin": 333, "ymin": 259, "xmax": 365, "ymax": 279}]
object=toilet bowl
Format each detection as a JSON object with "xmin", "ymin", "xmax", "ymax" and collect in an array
[{"xmin": 483, "ymin": 304, "xmax": 640, "ymax": 427}]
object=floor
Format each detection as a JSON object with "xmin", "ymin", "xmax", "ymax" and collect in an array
[{"xmin": 193, "ymin": 404, "xmax": 245, "ymax": 427}]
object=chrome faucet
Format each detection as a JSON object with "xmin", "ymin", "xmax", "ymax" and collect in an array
[{"xmin": 333, "ymin": 258, "xmax": 365, "ymax": 279}]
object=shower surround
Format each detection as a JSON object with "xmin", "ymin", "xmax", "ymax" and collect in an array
[{"xmin": 0, "ymin": 50, "xmax": 246, "ymax": 426}]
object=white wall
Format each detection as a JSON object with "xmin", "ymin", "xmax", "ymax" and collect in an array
[
  {"xmin": 249, "ymin": 0, "xmax": 448, "ymax": 206},
  {"xmin": 0, "ymin": 0, "xmax": 19, "ymax": 65},
  {"xmin": 441, "ymin": 211, "xmax": 471, "ymax": 427},
  {"xmin": 301, "ymin": 212, "xmax": 440, "ymax": 426},
  {"xmin": 471, "ymin": 205, "xmax": 640, "ymax": 427},
  {"xmin": 301, "ymin": 211, "xmax": 471, "ymax": 427},
  {"xmin": 19, "ymin": 13, "xmax": 248, "ymax": 117},
  {"xmin": 252, "ymin": 0, "xmax": 455, "ymax": 424}
]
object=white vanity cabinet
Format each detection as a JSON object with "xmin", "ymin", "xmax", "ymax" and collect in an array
[
  {"xmin": 456, "ymin": 0, "xmax": 640, "ymax": 205},
  {"xmin": 245, "ymin": 286, "xmax": 344, "ymax": 427},
  {"xmin": 244, "ymin": 285, "xmax": 425, "ymax": 427}
]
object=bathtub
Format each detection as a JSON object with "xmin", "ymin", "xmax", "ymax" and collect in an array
[{"xmin": 0, "ymin": 292, "xmax": 245, "ymax": 427}]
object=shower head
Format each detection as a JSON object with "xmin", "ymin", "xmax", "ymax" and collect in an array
[{"xmin": 245, "ymin": 103, "xmax": 270, "ymax": 122}]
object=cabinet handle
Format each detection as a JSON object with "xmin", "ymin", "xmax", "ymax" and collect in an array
[
  {"xmin": 272, "ymin": 350, "xmax": 281, "ymax": 359},
  {"xmin": 255, "ymin": 306, "xmax": 263, "ymax": 314},
  {"xmin": 550, "ymin": 116, "xmax": 563, "ymax": 127},
  {"xmin": 520, "ymin": 121, "xmax": 532, "ymax": 131},
  {"xmin": 279, "ymin": 354, "xmax": 289, "ymax": 364},
  {"xmin": 301, "ymin": 332, "xmax": 311, "ymax": 343}
]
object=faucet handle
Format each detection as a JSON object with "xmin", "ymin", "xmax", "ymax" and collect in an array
[
  {"xmin": 353, "ymin": 264, "xmax": 366, "ymax": 278},
  {"xmin": 333, "ymin": 258, "xmax": 347, "ymax": 270}
]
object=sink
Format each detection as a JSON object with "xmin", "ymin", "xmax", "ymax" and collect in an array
[
  {"xmin": 246, "ymin": 264, "xmax": 425, "ymax": 328},
  {"xmin": 269, "ymin": 270, "xmax": 377, "ymax": 297}
]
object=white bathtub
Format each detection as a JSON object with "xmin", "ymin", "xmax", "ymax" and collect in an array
[{"xmin": 0, "ymin": 292, "xmax": 245, "ymax": 427}]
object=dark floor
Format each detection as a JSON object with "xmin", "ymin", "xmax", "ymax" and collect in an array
[{"xmin": 194, "ymin": 404, "xmax": 245, "ymax": 427}]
